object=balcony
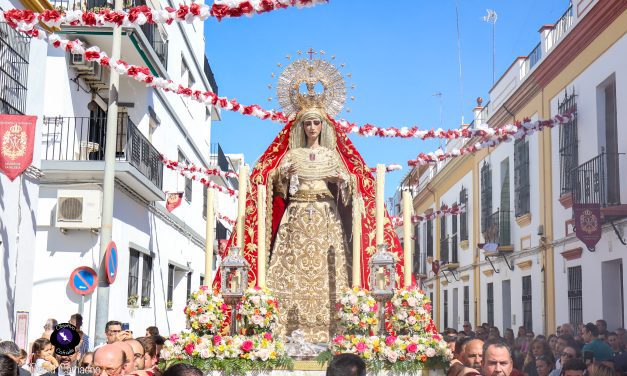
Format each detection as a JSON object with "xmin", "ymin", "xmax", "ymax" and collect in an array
[
  {"xmin": 203, "ymin": 56, "xmax": 219, "ymax": 95},
  {"xmin": 41, "ymin": 114, "xmax": 164, "ymax": 201},
  {"xmin": 483, "ymin": 209, "xmax": 512, "ymax": 250},
  {"xmin": 47, "ymin": 0, "xmax": 168, "ymax": 74},
  {"xmin": 210, "ymin": 143, "xmax": 238, "ymax": 189},
  {"xmin": 571, "ymin": 151, "xmax": 626, "ymax": 217}
]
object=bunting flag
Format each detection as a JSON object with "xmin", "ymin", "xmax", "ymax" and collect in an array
[{"xmin": 0, "ymin": 115, "xmax": 37, "ymax": 181}]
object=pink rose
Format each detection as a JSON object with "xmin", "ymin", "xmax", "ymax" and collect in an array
[
  {"xmin": 241, "ymin": 340, "xmax": 254, "ymax": 352},
  {"xmin": 213, "ymin": 335, "xmax": 222, "ymax": 345},
  {"xmin": 263, "ymin": 332, "xmax": 273, "ymax": 341},
  {"xmin": 385, "ymin": 335, "xmax": 397, "ymax": 346},
  {"xmin": 333, "ymin": 335, "xmax": 344, "ymax": 344},
  {"xmin": 184, "ymin": 343, "xmax": 195, "ymax": 355},
  {"xmin": 169, "ymin": 334, "xmax": 180, "ymax": 342},
  {"xmin": 356, "ymin": 342, "xmax": 367, "ymax": 353},
  {"xmin": 407, "ymin": 343, "xmax": 418, "ymax": 353}
]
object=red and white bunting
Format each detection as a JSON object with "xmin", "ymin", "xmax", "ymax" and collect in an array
[
  {"xmin": 407, "ymin": 113, "xmax": 576, "ymax": 166},
  {"xmin": 390, "ymin": 204, "xmax": 465, "ymax": 228},
  {"xmin": 161, "ymin": 155, "xmax": 238, "ymax": 180},
  {"xmin": 369, "ymin": 164, "xmax": 402, "ymax": 173},
  {"xmin": 217, "ymin": 212, "xmax": 236, "ymax": 226},
  {"xmin": 167, "ymin": 164, "xmax": 238, "ymax": 197},
  {"xmin": 0, "ymin": 0, "xmax": 327, "ymax": 31}
]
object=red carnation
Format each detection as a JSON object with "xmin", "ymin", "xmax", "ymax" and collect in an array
[{"xmin": 184, "ymin": 343, "xmax": 195, "ymax": 355}]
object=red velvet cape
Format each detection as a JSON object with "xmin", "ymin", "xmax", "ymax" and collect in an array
[{"xmin": 213, "ymin": 115, "xmax": 406, "ymax": 289}]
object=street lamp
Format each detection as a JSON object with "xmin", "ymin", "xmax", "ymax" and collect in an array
[
  {"xmin": 220, "ymin": 246, "xmax": 249, "ymax": 335},
  {"xmin": 368, "ymin": 244, "xmax": 396, "ymax": 336}
]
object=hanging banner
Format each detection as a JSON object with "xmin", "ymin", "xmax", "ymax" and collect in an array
[
  {"xmin": 573, "ymin": 203, "xmax": 602, "ymax": 249},
  {"xmin": 166, "ymin": 192, "xmax": 183, "ymax": 212},
  {"xmin": 0, "ymin": 115, "xmax": 37, "ymax": 181}
]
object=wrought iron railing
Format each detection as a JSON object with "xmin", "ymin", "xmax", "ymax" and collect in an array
[
  {"xmin": 0, "ymin": 23, "xmax": 30, "ymax": 115},
  {"xmin": 204, "ymin": 56, "xmax": 219, "ymax": 95},
  {"xmin": 440, "ymin": 236, "xmax": 449, "ymax": 263},
  {"xmin": 571, "ymin": 151, "xmax": 622, "ymax": 207},
  {"xmin": 140, "ymin": 23, "xmax": 168, "ymax": 69},
  {"xmin": 483, "ymin": 209, "xmax": 512, "ymax": 246},
  {"xmin": 42, "ymin": 115, "xmax": 163, "ymax": 189},
  {"xmin": 528, "ymin": 42, "xmax": 542, "ymax": 70},
  {"xmin": 550, "ymin": 5, "xmax": 574, "ymax": 48}
]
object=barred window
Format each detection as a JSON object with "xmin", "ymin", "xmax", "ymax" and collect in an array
[
  {"xmin": 568, "ymin": 266, "xmax": 582, "ymax": 326},
  {"xmin": 481, "ymin": 162, "xmax": 492, "ymax": 233},
  {"xmin": 440, "ymin": 214, "xmax": 448, "ymax": 263},
  {"xmin": 200, "ymin": 275, "xmax": 205, "ymax": 287},
  {"xmin": 128, "ymin": 250, "xmax": 140, "ymax": 300},
  {"xmin": 140, "ymin": 254, "xmax": 152, "ymax": 307},
  {"xmin": 515, "ymin": 139, "xmax": 530, "ymax": 217},
  {"xmin": 444, "ymin": 290, "xmax": 449, "ymax": 329},
  {"xmin": 0, "ymin": 23, "xmax": 30, "ymax": 115},
  {"xmin": 487, "ymin": 282, "xmax": 494, "ymax": 326},
  {"xmin": 179, "ymin": 151, "xmax": 192, "ymax": 203},
  {"xmin": 426, "ymin": 220, "xmax": 433, "ymax": 258},
  {"xmin": 167, "ymin": 264, "xmax": 175, "ymax": 304},
  {"xmin": 522, "ymin": 276, "xmax": 533, "ymax": 331},
  {"xmin": 413, "ymin": 224, "xmax": 422, "ymax": 275},
  {"xmin": 186, "ymin": 271, "xmax": 192, "ymax": 300},
  {"xmin": 459, "ymin": 187, "xmax": 468, "ymax": 241},
  {"xmin": 463, "ymin": 286, "xmax": 470, "ymax": 323},
  {"xmin": 558, "ymin": 89, "xmax": 578, "ymax": 196}
]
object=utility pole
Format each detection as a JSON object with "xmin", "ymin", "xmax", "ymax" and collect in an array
[
  {"xmin": 94, "ymin": 0, "xmax": 123, "ymax": 346},
  {"xmin": 483, "ymin": 9, "xmax": 498, "ymax": 85}
]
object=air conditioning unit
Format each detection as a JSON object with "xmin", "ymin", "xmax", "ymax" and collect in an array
[
  {"xmin": 82, "ymin": 63, "xmax": 110, "ymax": 90},
  {"xmin": 70, "ymin": 52, "xmax": 94, "ymax": 72},
  {"xmin": 55, "ymin": 189, "xmax": 103, "ymax": 230}
]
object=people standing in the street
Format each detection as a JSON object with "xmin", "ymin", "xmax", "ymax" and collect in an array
[
  {"xmin": 111, "ymin": 341, "xmax": 135, "ymax": 374},
  {"xmin": 462, "ymin": 339, "xmax": 484, "ymax": 372},
  {"xmin": 145, "ymin": 327, "xmax": 159, "ymax": 338},
  {"xmin": 463, "ymin": 322, "xmax": 476, "ymax": 338},
  {"xmin": 548, "ymin": 345, "xmax": 578, "ymax": 376},
  {"xmin": 607, "ymin": 332, "xmax": 624, "ymax": 358},
  {"xmin": 523, "ymin": 339, "xmax": 553, "ymax": 376},
  {"xmin": 0, "ymin": 341, "xmax": 31, "ymax": 376},
  {"xmin": 325, "ymin": 353, "xmax": 366, "ymax": 376},
  {"xmin": 136, "ymin": 337, "xmax": 160, "ymax": 376},
  {"xmin": 0, "ymin": 354, "xmax": 20, "ymax": 376},
  {"xmin": 482, "ymin": 342, "xmax": 513, "ymax": 376},
  {"xmin": 582, "ymin": 322, "xmax": 613, "ymax": 363},
  {"xmin": 41, "ymin": 319, "xmax": 58, "ymax": 340},
  {"xmin": 70, "ymin": 314, "xmax": 90, "ymax": 354},
  {"xmin": 92, "ymin": 345, "xmax": 125, "ymax": 376},
  {"xmin": 535, "ymin": 355, "xmax": 554, "ymax": 376},
  {"xmin": 43, "ymin": 347, "xmax": 91, "ymax": 376}
]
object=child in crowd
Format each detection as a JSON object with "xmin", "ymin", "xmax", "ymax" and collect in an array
[{"xmin": 30, "ymin": 338, "xmax": 58, "ymax": 376}]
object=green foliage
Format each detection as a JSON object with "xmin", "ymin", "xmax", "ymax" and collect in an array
[{"xmin": 159, "ymin": 355, "xmax": 294, "ymax": 376}]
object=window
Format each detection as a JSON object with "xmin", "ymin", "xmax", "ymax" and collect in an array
[
  {"xmin": 558, "ymin": 89, "xmax": 578, "ymax": 196},
  {"xmin": 181, "ymin": 58, "xmax": 195, "ymax": 89},
  {"xmin": 602, "ymin": 79, "xmax": 620, "ymax": 205},
  {"xmin": 463, "ymin": 286, "xmax": 470, "ymax": 323},
  {"xmin": 186, "ymin": 271, "xmax": 192, "ymax": 300},
  {"xmin": 413, "ymin": 224, "xmax": 422, "ymax": 275},
  {"xmin": 514, "ymin": 139, "xmax": 530, "ymax": 217},
  {"xmin": 426, "ymin": 220, "xmax": 433, "ymax": 258},
  {"xmin": 167, "ymin": 264, "xmax": 175, "ymax": 304},
  {"xmin": 128, "ymin": 250, "xmax": 140, "ymax": 300},
  {"xmin": 179, "ymin": 150, "xmax": 192, "ymax": 203},
  {"xmin": 487, "ymin": 283, "xmax": 494, "ymax": 326},
  {"xmin": 200, "ymin": 275, "xmax": 205, "ymax": 287},
  {"xmin": 141, "ymin": 255, "xmax": 152, "ymax": 307},
  {"xmin": 440, "ymin": 214, "xmax": 448, "ymax": 263},
  {"xmin": 443, "ymin": 290, "xmax": 449, "ymax": 329},
  {"xmin": 568, "ymin": 266, "xmax": 582, "ymax": 326},
  {"xmin": 451, "ymin": 208, "xmax": 458, "ymax": 264},
  {"xmin": 481, "ymin": 162, "xmax": 492, "ymax": 233},
  {"xmin": 500, "ymin": 158, "xmax": 511, "ymax": 245},
  {"xmin": 522, "ymin": 276, "xmax": 533, "ymax": 331},
  {"xmin": 459, "ymin": 187, "xmax": 468, "ymax": 241},
  {"xmin": 0, "ymin": 23, "xmax": 30, "ymax": 115}
]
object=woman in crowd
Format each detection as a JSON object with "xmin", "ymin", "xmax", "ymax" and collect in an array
[
  {"xmin": 524, "ymin": 339, "xmax": 554, "ymax": 376},
  {"xmin": 535, "ymin": 355, "xmax": 554, "ymax": 376}
]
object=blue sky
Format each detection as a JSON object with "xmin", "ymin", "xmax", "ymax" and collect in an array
[{"xmin": 204, "ymin": 0, "xmax": 569, "ymax": 198}]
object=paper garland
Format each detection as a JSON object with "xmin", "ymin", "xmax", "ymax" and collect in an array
[{"xmin": 390, "ymin": 204, "xmax": 465, "ymax": 228}]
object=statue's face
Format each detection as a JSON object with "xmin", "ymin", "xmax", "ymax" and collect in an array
[{"xmin": 303, "ymin": 117, "xmax": 322, "ymax": 142}]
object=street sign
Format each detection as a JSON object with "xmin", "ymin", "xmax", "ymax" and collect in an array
[
  {"xmin": 104, "ymin": 241, "xmax": 118, "ymax": 284},
  {"xmin": 69, "ymin": 267, "xmax": 98, "ymax": 295}
]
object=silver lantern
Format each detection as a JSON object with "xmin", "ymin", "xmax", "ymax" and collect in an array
[
  {"xmin": 219, "ymin": 246, "xmax": 249, "ymax": 335},
  {"xmin": 368, "ymin": 243, "xmax": 396, "ymax": 336}
]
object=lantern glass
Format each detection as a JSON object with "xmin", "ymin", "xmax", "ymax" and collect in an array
[
  {"xmin": 368, "ymin": 243, "xmax": 396, "ymax": 296},
  {"xmin": 220, "ymin": 246, "xmax": 249, "ymax": 299}
]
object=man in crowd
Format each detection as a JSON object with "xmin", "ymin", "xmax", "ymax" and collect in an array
[
  {"xmin": 0, "ymin": 341, "xmax": 31, "ymax": 376},
  {"xmin": 582, "ymin": 322, "xmax": 613, "ymax": 362},
  {"xmin": 112, "ymin": 341, "xmax": 135, "ymax": 373},
  {"xmin": 123, "ymin": 339, "xmax": 146, "ymax": 371},
  {"xmin": 326, "ymin": 353, "xmax": 366, "ymax": 376},
  {"xmin": 595, "ymin": 320, "xmax": 608, "ymax": 338},
  {"xmin": 93, "ymin": 345, "xmax": 126, "ymax": 376},
  {"xmin": 462, "ymin": 322, "xmax": 475, "ymax": 338},
  {"xmin": 559, "ymin": 323, "xmax": 575, "ymax": 337},
  {"xmin": 554, "ymin": 334, "xmax": 577, "ymax": 369},
  {"xmin": 137, "ymin": 336, "xmax": 159, "ymax": 376},
  {"xmin": 462, "ymin": 339, "xmax": 484, "ymax": 372},
  {"xmin": 482, "ymin": 342, "xmax": 513, "ymax": 376},
  {"xmin": 44, "ymin": 347, "xmax": 90, "ymax": 376},
  {"xmin": 560, "ymin": 358, "xmax": 586, "ymax": 376},
  {"xmin": 162, "ymin": 364, "xmax": 202, "ymax": 376}
]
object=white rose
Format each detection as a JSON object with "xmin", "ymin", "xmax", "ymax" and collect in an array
[
  {"xmin": 251, "ymin": 314, "xmax": 265, "ymax": 325},
  {"xmin": 251, "ymin": 296, "xmax": 261, "ymax": 305},
  {"xmin": 352, "ymin": 316, "xmax": 360, "ymax": 324},
  {"xmin": 161, "ymin": 349, "xmax": 172, "ymax": 360},
  {"xmin": 199, "ymin": 349, "xmax": 211, "ymax": 358},
  {"xmin": 199, "ymin": 314, "xmax": 210, "ymax": 324},
  {"xmin": 197, "ymin": 294, "xmax": 208, "ymax": 304},
  {"xmin": 407, "ymin": 297, "xmax": 417, "ymax": 307},
  {"xmin": 407, "ymin": 316, "xmax": 417, "ymax": 325},
  {"xmin": 349, "ymin": 295, "xmax": 358, "ymax": 304},
  {"xmin": 386, "ymin": 349, "xmax": 398, "ymax": 363},
  {"xmin": 360, "ymin": 304, "xmax": 370, "ymax": 312},
  {"xmin": 426, "ymin": 347, "xmax": 436, "ymax": 357}
]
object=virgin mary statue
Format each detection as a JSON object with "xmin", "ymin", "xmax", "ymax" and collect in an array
[{"xmin": 215, "ymin": 57, "xmax": 406, "ymax": 343}]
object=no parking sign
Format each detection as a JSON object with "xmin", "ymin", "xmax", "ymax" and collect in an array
[
  {"xmin": 69, "ymin": 267, "xmax": 98, "ymax": 295},
  {"xmin": 104, "ymin": 241, "xmax": 118, "ymax": 284}
]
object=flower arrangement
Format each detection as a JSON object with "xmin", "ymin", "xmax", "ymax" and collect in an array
[
  {"xmin": 237, "ymin": 287, "xmax": 279, "ymax": 334},
  {"xmin": 159, "ymin": 330, "xmax": 292, "ymax": 374},
  {"xmin": 184, "ymin": 286, "xmax": 227, "ymax": 335},
  {"xmin": 389, "ymin": 287, "xmax": 433, "ymax": 335},
  {"xmin": 319, "ymin": 333, "xmax": 452, "ymax": 373},
  {"xmin": 127, "ymin": 294, "xmax": 139, "ymax": 307},
  {"xmin": 336, "ymin": 287, "xmax": 378, "ymax": 335}
]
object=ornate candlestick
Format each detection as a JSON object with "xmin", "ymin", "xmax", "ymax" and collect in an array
[
  {"xmin": 220, "ymin": 246, "xmax": 249, "ymax": 335},
  {"xmin": 368, "ymin": 244, "xmax": 396, "ymax": 336}
]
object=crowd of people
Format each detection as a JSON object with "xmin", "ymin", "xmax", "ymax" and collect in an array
[
  {"xmin": 445, "ymin": 319, "xmax": 626, "ymax": 376},
  {"xmin": 1, "ymin": 316, "xmax": 625, "ymax": 376}
]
